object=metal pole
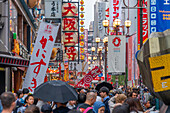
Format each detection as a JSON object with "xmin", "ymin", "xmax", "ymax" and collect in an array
[
  {"xmin": 105, "ymin": 42, "xmax": 107, "ymax": 82},
  {"xmin": 139, "ymin": 0, "xmax": 143, "ymax": 86}
]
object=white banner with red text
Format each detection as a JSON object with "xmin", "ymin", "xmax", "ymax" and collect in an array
[
  {"xmin": 109, "ymin": 0, "xmax": 123, "ymax": 34},
  {"xmin": 23, "ymin": 22, "xmax": 59, "ymax": 92},
  {"xmin": 108, "ymin": 35, "xmax": 126, "ymax": 75}
]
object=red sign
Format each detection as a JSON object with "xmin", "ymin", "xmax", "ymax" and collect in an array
[
  {"xmin": 137, "ymin": 1, "xmax": 148, "ymax": 49},
  {"xmin": 76, "ymin": 66, "xmax": 102, "ymax": 87},
  {"xmin": 112, "ymin": 37, "xmax": 121, "ymax": 47}
]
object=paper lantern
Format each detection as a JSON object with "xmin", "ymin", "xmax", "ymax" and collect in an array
[
  {"xmin": 80, "ymin": 27, "xmax": 84, "ymax": 32},
  {"xmin": 62, "ymin": 32, "xmax": 78, "ymax": 46},
  {"xmin": 80, "ymin": 41, "xmax": 84, "ymax": 47},
  {"xmin": 62, "ymin": 18, "xmax": 78, "ymax": 31},
  {"xmin": 80, "ymin": 55, "xmax": 85, "ymax": 60},
  {"xmin": 65, "ymin": 47, "xmax": 78, "ymax": 61},
  {"xmin": 80, "ymin": 13, "xmax": 84, "ymax": 18},
  {"xmin": 80, "ymin": 34, "xmax": 84, "ymax": 40},
  {"xmin": 80, "ymin": 0, "xmax": 84, "ymax": 5},
  {"xmin": 80, "ymin": 20, "xmax": 84, "ymax": 25},
  {"xmin": 62, "ymin": 3, "xmax": 78, "ymax": 16},
  {"xmin": 80, "ymin": 48, "xmax": 85, "ymax": 53},
  {"xmin": 80, "ymin": 6, "xmax": 84, "ymax": 11}
]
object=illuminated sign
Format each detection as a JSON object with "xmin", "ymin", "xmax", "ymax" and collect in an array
[{"xmin": 150, "ymin": 0, "xmax": 170, "ymax": 33}]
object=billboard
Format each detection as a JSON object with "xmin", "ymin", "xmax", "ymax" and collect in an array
[{"xmin": 149, "ymin": 0, "xmax": 170, "ymax": 33}]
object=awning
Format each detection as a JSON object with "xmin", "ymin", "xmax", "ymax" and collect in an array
[{"xmin": 0, "ymin": 54, "xmax": 29, "ymax": 67}]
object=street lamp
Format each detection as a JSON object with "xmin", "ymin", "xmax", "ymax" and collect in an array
[
  {"xmin": 88, "ymin": 56, "xmax": 92, "ymax": 60},
  {"xmin": 102, "ymin": 19, "xmax": 109, "ymax": 35},
  {"xmin": 103, "ymin": 36, "xmax": 108, "ymax": 82},
  {"xmin": 114, "ymin": 19, "xmax": 121, "ymax": 35},
  {"xmin": 98, "ymin": 46, "xmax": 102, "ymax": 70}
]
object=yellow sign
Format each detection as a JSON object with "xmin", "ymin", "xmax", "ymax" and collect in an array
[
  {"xmin": 80, "ymin": 13, "xmax": 84, "ymax": 18},
  {"xmin": 80, "ymin": 27, "xmax": 84, "ymax": 32},
  {"xmin": 80, "ymin": 0, "xmax": 84, "ymax": 5},
  {"xmin": 80, "ymin": 48, "xmax": 85, "ymax": 53},
  {"xmin": 149, "ymin": 54, "xmax": 170, "ymax": 92},
  {"xmin": 80, "ymin": 41, "xmax": 84, "ymax": 46},
  {"xmin": 80, "ymin": 34, "xmax": 84, "ymax": 40},
  {"xmin": 80, "ymin": 20, "xmax": 84, "ymax": 25},
  {"xmin": 80, "ymin": 6, "xmax": 84, "ymax": 11},
  {"xmin": 80, "ymin": 55, "xmax": 85, "ymax": 60}
]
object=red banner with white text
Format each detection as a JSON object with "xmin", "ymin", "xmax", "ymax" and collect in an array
[{"xmin": 76, "ymin": 66, "xmax": 102, "ymax": 87}]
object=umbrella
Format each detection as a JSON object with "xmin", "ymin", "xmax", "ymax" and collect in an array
[
  {"xmin": 33, "ymin": 80, "xmax": 78, "ymax": 103},
  {"xmin": 95, "ymin": 82, "xmax": 113, "ymax": 91}
]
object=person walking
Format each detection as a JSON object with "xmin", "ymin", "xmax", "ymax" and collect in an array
[
  {"xmin": 93, "ymin": 101, "xmax": 105, "ymax": 113},
  {"xmin": 0, "ymin": 92, "xmax": 16, "ymax": 113},
  {"xmin": 77, "ymin": 92, "xmax": 96, "ymax": 113},
  {"xmin": 99, "ymin": 87, "xmax": 110, "ymax": 113}
]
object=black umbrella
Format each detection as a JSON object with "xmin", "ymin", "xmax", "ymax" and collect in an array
[
  {"xmin": 33, "ymin": 80, "xmax": 78, "ymax": 103},
  {"xmin": 95, "ymin": 82, "xmax": 113, "ymax": 91}
]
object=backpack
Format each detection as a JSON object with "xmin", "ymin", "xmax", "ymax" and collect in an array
[{"xmin": 77, "ymin": 104, "xmax": 93, "ymax": 113}]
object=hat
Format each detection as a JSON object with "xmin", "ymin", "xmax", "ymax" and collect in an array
[
  {"xmin": 93, "ymin": 101, "xmax": 105, "ymax": 113},
  {"xmin": 41, "ymin": 104, "xmax": 52, "ymax": 112}
]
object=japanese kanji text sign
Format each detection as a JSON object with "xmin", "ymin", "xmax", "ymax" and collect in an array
[
  {"xmin": 76, "ymin": 66, "xmax": 102, "ymax": 87},
  {"xmin": 23, "ymin": 22, "xmax": 59, "ymax": 92},
  {"xmin": 149, "ymin": 54, "xmax": 170, "ymax": 92},
  {"xmin": 45, "ymin": 0, "xmax": 62, "ymax": 18}
]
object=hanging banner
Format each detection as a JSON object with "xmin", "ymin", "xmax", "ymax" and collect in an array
[
  {"xmin": 108, "ymin": 35, "xmax": 126, "ymax": 75},
  {"xmin": 138, "ymin": 0, "xmax": 148, "ymax": 50},
  {"xmin": 76, "ymin": 66, "xmax": 102, "ymax": 87},
  {"xmin": 23, "ymin": 22, "xmax": 59, "ymax": 92},
  {"xmin": 109, "ymin": 0, "xmax": 123, "ymax": 34},
  {"xmin": 149, "ymin": 0, "xmax": 170, "ymax": 34}
]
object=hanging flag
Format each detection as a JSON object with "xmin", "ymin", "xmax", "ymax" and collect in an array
[
  {"xmin": 22, "ymin": 22, "xmax": 59, "ymax": 92},
  {"xmin": 76, "ymin": 66, "xmax": 102, "ymax": 87}
]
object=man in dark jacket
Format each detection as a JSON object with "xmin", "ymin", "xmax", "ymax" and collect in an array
[
  {"xmin": 53, "ymin": 102, "xmax": 70, "ymax": 113},
  {"xmin": 99, "ymin": 87, "xmax": 110, "ymax": 113}
]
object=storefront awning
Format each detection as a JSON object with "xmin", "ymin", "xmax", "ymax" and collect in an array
[{"xmin": 0, "ymin": 54, "xmax": 29, "ymax": 67}]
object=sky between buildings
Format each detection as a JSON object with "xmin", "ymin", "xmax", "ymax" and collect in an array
[{"xmin": 84, "ymin": 0, "xmax": 96, "ymax": 30}]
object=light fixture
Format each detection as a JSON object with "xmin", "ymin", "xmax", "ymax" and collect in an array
[
  {"xmin": 102, "ymin": 19, "xmax": 109, "ymax": 27},
  {"xmin": 88, "ymin": 67, "xmax": 91, "ymax": 70},
  {"xmin": 91, "ymin": 47, "xmax": 95, "ymax": 52},
  {"xmin": 88, "ymin": 61, "xmax": 91, "ymax": 65},
  {"xmin": 88, "ymin": 56, "xmax": 91, "ymax": 60},
  {"xmin": 98, "ymin": 46, "xmax": 102, "ymax": 52},
  {"xmin": 95, "ymin": 37, "xmax": 100, "ymax": 43},
  {"xmin": 103, "ymin": 36, "xmax": 108, "ymax": 43},
  {"xmin": 93, "ymin": 56, "xmax": 97, "ymax": 60},
  {"xmin": 125, "ymin": 20, "xmax": 132, "ymax": 28},
  {"xmin": 114, "ymin": 19, "xmax": 121, "ymax": 27}
]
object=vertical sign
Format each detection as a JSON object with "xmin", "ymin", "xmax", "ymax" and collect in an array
[
  {"xmin": 138, "ymin": 0, "xmax": 148, "ymax": 50},
  {"xmin": 150, "ymin": 0, "xmax": 170, "ymax": 33},
  {"xmin": 108, "ymin": 35, "xmax": 126, "ymax": 75},
  {"xmin": 109, "ymin": 0, "xmax": 122, "ymax": 35},
  {"xmin": 45, "ymin": 0, "xmax": 62, "ymax": 18},
  {"xmin": 128, "ymin": 35, "xmax": 133, "ymax": 81},
  {"xmin": 23, "ymin": 22, "xmax": 59, "ymax": 92}
]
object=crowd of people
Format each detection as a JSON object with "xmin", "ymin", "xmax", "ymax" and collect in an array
[{"xmin": 0, "ymin": 85, "xmax": 159, "ymax": 113}]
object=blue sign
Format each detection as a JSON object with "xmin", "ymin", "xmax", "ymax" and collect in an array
[
  {"xmin": 150, "ymin": 0, "xmax": 170, "ymax": 33},
  {"xmin": 98, "ymin": 73, "xmax": 103, "ymax": 77}
]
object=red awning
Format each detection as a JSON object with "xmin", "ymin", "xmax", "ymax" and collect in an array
[{"xmin": 0, "ymin": 54, "xmax": 29, "ymax": 67}]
